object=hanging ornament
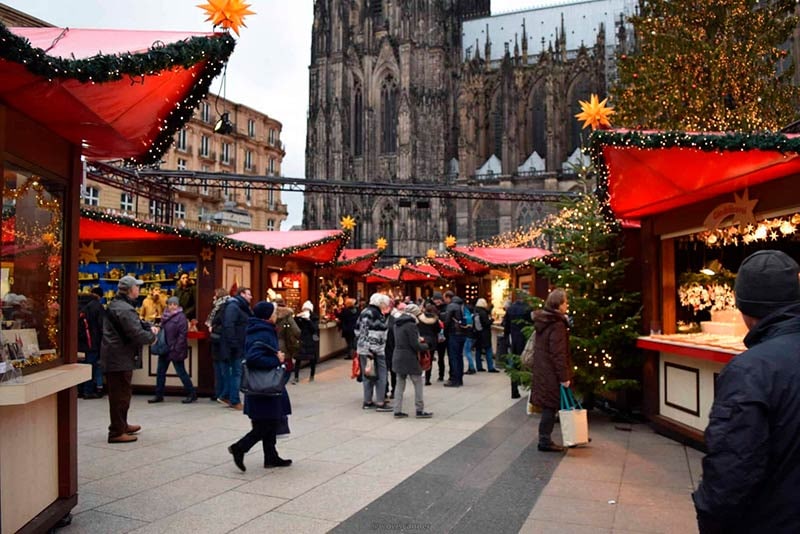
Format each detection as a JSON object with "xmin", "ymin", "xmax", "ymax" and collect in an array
[
  {"xmin": 376, "ymin": 237, "xmax": 388, "ymax": 250},
  {"xmin": 399, "ymin": 257, "xmax": 408, "ymax": 266},
  {"xmin": 198, "ymin": 0, "xmax": 255, "ymax": 36},
  {"xmin": 201, "ymin": 246, "xmax": 214, "ymax": 261},
  {"xmin": 426, "ymin": 248, "xmax": 437, "ymax": 259},
  {"xmin": 79, "ymin": 241, "xmax": 100, "ymax": 264},
  {"xmin": 445, "ymin": 235, "xmax": 457, "ymax": 248},
  {"xmin": 340, "ymin": 215, "xmax": 356, "ymax": 231},
  {"xmin": 575, "ymin": 94, "xmax": 615, "ymax": 130}
]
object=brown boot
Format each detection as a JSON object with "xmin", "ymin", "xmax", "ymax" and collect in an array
[
  {"xmin": 126, "ymin": 424, "xmax": 141, "ymax": 435},
  {"xmin": 108, "ymin": 433, "xmax": 138, "ymax": 444}
]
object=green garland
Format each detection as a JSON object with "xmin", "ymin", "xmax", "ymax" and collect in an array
[
  {"xmin": 335, "ymin": 249, "xmax": 382, "ymax": 268},
  {"xmin": 447, "ymin": 247, "xmax": 543, "ymax": 271},
  {"xmin": 0, "ymin": 22, "xmax": 236, "ymax": 165}
]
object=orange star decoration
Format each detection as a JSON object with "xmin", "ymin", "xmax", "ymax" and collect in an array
[
  {"xmin": 426, "ymin": 248, "xmax": 437, "ymax": 259},
  {"xmin": 575, "ymin": 94, "xmax": 615, "ymax": 130},
  {"xmin": 197, "ymin": 0, "xmax": 255, "ymax": 36},
  {"xmin": 399, "ymin": 258, "xmax": 408, "ymax": 267},
  {"xmin": 444, "ymin": 235, "xmax": 457, "ymax": 248},
  {"xmin": 79, "ymin": 241, "xmax": 100, "ymax": 264},
  {"xmin": 200, "ymin": 247, "xmax": 214, "ymax": 261},
  {"xmin": 376, "ymin": 237, "xmax": 388, "ymax": 251},
  {"xmin": 340, "ymin": 215, "xmax": 356, "ymax": 231}
]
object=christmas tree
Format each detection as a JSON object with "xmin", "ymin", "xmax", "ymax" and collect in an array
[{"xmin": 613, "ymin": 0, "xmax": 800, "ymax": 131}]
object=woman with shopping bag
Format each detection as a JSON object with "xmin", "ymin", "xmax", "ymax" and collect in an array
[{"xmin": 530, "ymin": 288, "xmax": 572, "ymax": 452}]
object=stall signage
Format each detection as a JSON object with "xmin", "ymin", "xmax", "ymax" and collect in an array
[{"xmin": 703, "ymin": 190, "xmax": 758, "ymax": 232}]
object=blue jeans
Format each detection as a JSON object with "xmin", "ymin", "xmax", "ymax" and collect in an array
[
  {"xmin": 360, "ymin": 353, "xmax": 388, "ymax": 405},
  {"xmin": 213, "ymin": 360, "xmax": 228, "ymax": 401},
  {"xmin": 447, "ymin": 334, "xmax": 466, "ymax": 385},
  {"xmin": 463, "ymin": 337, "xmax": 476, "ymax": 371},
  {"xmin": 154, "ymin": 355, "xmax": 195, "ymax": 397},
  {"xmin": 474, "ymin": 336, "xmax": 495, "ymax": 371},
  {"xmin": 80, "ymin": 350, "xmax": 103, "ymax": 395},
  {"xmin": 228, "ymin": 356, "xmax": 244, "ymax": 406}
]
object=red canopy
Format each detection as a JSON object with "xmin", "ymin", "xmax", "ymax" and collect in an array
[
  {"xmin": 593, "ymin": 129, "xmax": 800, "ymax": 219},
  {"xmin": 428, "ymin": 256, "xmax": 463, "ymax": 278},
  {"xmin": 0, "ymin": 25, "xmax": 234, "ymax": 163},
  {"xmin": 400, "ymin": 263, "xmax": 442, "ymax": 282},
  {"xmin": 365, "ymin": 268, "xmax": 401, "ymax": 284},
  {"xmin": 229, "ymin": 230, "xmax": 348, "ymax": 265},
  {"xmin": 80, "ymin": 217, "xmax": 177, "ymax": 241},
  {"xmin": 335, "ymin": 248, "xmax": 381, "ymax": 275},
  {"xmin": 449, "ymin": 246, "xmax": 551, "ymax": 274}
]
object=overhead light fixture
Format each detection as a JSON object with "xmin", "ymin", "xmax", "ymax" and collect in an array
[{"xmin": 214, "ymin": 112, "xmax": 233, "ymax": 135}]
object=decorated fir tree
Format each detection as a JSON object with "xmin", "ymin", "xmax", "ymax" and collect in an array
[{"xmin": 613, "ymin": 0, "xmax": 800, "ymax": 131}]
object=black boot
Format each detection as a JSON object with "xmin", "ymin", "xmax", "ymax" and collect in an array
[
  {"xmin": 181, "ymin": 392, "xmax": 197, "ymax": 404},
  {"xmin": 148, "ymin": 396, "xmax": 164, "ymax": 404},
  {"xmin": 511, "ymin": 380, "xmax": 521, "ymax": 399}
]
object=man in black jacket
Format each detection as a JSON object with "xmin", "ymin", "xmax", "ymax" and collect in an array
[
  {"xmin": 221, "ymin": 287, "xmax": 253, "ymax": 410},
  {"xmin": 78, "ymin": 286, "xmax": 105, "ymax": 399},
  {"xmin": 693, "ymin": 250, "xmax": 800, "ymax": 533}
]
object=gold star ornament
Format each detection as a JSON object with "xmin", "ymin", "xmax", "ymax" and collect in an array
[
  {"xmin": 201, "ymin": 247, "xmax": 214, "ymax": 261},
  {"xmin": 575, "ymin": 94, "xmax": 615, "ymax": 130},
  {"xmin": 376, "ymin": 237, "xmax": 388, "ymax": 250},
  {"xmin": 79, "ymin": 241, "xmax": 100, "ymax": 264},
  {"xmin": 340, "ymin": 215, "xmax": 356, "ymax": 231},
  {"xmin": 426, "ymin": 248, "xmax": 437, "ymax": 259},
  {"xmin": 197, "ymin": 0, "xmax": 255, "ymax": 36},
  {"xmin": 399, "ymin": 258, "xmax": 408, "ymax": 266},
  {"xmin": 444, "ymin": 235, "xmax": 457, "ymax": 248}
]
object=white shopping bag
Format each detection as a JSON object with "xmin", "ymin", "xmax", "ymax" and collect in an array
[{"xmin": 559, "ymin": 386, "xmax": 589, "ymax": 447}]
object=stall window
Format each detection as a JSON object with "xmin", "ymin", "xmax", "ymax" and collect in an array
[
  {"xmin": 83, "ymin": 186, "xmax": 99, "ymax": 206},
  {"xmin": 120, "ymin": 192, "xmax": 134, "ymax": 213},
  {"xmin": 2, "ymin": 164, "xmax": 65, "ymax": 371},
  {"xmin": 174, "ymin": 203, "xmax": 186, "ymax": 220}
]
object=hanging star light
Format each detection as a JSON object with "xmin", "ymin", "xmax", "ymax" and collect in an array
[
  {"xmin": 445, "ymin": 235, "xmax": 457, "ymax": 248},
  {"xmin": 340, "ymin": 215, "xmax": 356, "ymax": 231},
  {"xmin": 376, "ymin": 237, "xmax": 388, "ymax": 250},
  {"xmin": 575, "ymin": 94, "xmax": 615, "ymax": 130},
  {"xmin": 399, "ymin": 257, "xmax": 408, "ymax": 266},
  {"xmin": 79, "ymin": 241, "xmax": 100, "ymax": 264},
  {"xmin": 198, "ymin": 0, "xmax": 255, "ymax": 36},
  {"xmin": 426, "ymin": 248, "xmax": 437, "ymax": 259},
  {"xmin": 200, "ymin": 246, "xmax": 214, "ymax": 261}
]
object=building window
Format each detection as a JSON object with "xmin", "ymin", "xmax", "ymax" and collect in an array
[
  {"xmin": 475, "ymin": 200, "xmax": 500, "ymax": 242},
  {"xmin": 245, "ymin": 184, "xmax": 252, "ymax": 201},
  {"xmin": 200, "ymin": 135, "xmax": 210, "ymax": 157},
  {"xmin": 379, "ymin": 208, "xmax": 394, "ymax": 255},
  {"xmin": 268, "ymin": 157, "xmax": 275, "ymax": 175},
  {"xmin": 267, "ymin": 219, "xmax": 275, "ymax": 231},
  {"xmin": 381, "ymin": 76, "xmax": 397, "ymax": 154},
  {"xmin": 174, "ymin": 203, "xmax": 186, "ymax": 220},
  {"xmin": 244, "ymin": 150, "xmax": 253, "ymax": 170},
  {"xmin": 221, "ymin": 143, "xmax": 231, "ymax": 164},
  {"xmin": 268, "ymin": 128, "xmax": 276, "ymax": 145},
  {"xmin": 83, "ymin": 186, "xmax": 99, "ymax": 206},
  {"xmin": 353, "ymin": 84, "xmax": 364, "ymax": 156},
  {"xmin": 149, "ymin": 199, "xmax": 163, "ymax": 218},
  {"xmin": 120, "ymin": 192, "xmax": 134, "ymax": 212},
  {"xmin": 223, "ymin": 180, "xmax": 230, "ymax": 198},
  {"xmin": 201, "ymin": 101, "xmax": 211, "ymax": 123},
  {"xmin": 267, "ymin": 186, "xmax": 275, "ymax": 206},
  {"xmin": 177, "ymin": 158, "xmax": 187, "ymax": 171},
  {"xmin": 248, "ymin": 119, "xmax": 256, "ymax": 137},
  {"xmin": 176, "ymin": 129, "xmax": 187, "ymax": 151},
  {"xmin": 201, "ymin": 178, "xmax": 210, "ymax": 195}
]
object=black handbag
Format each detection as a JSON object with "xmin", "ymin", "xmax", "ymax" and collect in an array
[{"xmin": 239, "ymin": 341, "xmax": 285, "ymax": 396}]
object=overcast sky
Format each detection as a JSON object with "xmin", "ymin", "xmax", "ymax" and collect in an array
[{"xmin": 4, "ymin": 0, "xmax": 553, "ymax": 229}]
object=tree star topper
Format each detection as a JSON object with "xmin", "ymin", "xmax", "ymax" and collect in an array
[
  {"xmin": 198, "ymin": 0, "xmax": 255, "ymax": 36},
  {"xmin": 575, "ymin": 94, "xmax": 615, "ymax": 130},
  {"xmin": 445, "ymin": 235, "xmax": 457, "ymax": 248},
  {"xmin": 340, "ymin": 215, "xmax": 356, "ymax": 231},
  {"xmin": 376, "ymin": 237, "xmax": 388, "ymax": 250}
]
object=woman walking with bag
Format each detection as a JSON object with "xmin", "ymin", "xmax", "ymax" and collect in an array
[
  {"xmin": 227, "ymin": 301, "xmax": 292, "ymax": 471},
  {"xmin": 530, "ymin": 289, "xmax": 572, "ymax": 452},
  {"xmin": 392, "ymin": 304, "xmax": 433, "ymax": 418}
]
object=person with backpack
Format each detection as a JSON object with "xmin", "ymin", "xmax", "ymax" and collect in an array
[
  {"xmin": 78, "ymin": 286, "xmax": 105, "ymax": 399},
  {"xmin": 148, "ymin": 297, "xmax": 196, "ymax": 404},
  {"xmin": 292, "ymin": 301, "xmax": 319, "ymax": 384},
  {"xmin": 205, "ymin": 288, "xmax": 230, "ymax": 404},
  {"xmin": 442, "ymin": 290, "xmax": 467, "ymax": 387},
  {"xmin": 461, "ymin": 302, "xmax": 478, "ymax": 374}
]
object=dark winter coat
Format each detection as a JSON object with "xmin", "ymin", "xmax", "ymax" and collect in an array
[
  {"xmin": 294, "ymin": 312, "xmax": 319, "ymax": 360},
  {"xmin": 474, "ymin": 306, "xmax": 493, "ymax": 346},
  {"xmin": 101, "ymin": 291, "xmax": 156, "ymax": 372},
  {"xmin": 338, "ymin": 305, "xmax": 359, "ymax": 338},
  {"xmin": 384, "ymin": 311, "xmax": 402, "ymax": 372},
  {"xmin": 221, "ymin": 295, "xmax": 252, "ymax": 361},
  {"xmin": 392, "ymin": 313, "xmax": 428, "ymax": 376},
  {"xmin": 78, "ymin": 294, "xmax": 104, "ymax": 353},
  {"xmin": 417, "ymin": 312, "xmax": 440, "ymax": 350},
  {"xmin": 506, "ymin": 300, "xmax": 533, "ymax": 354},
  {"xmin": 275, "ymin": 306, "xmax": 301, "ymax": 358},
  {"xmin": 160, "ymin": 307, "xmax": 188, "ymax": 362},
  {"xmin": 530, "ymin": 309, "xmax": 572, "ymax": 410},
  {"xmin": 173, "ymin": 283, "xmax": 196, "ymax": 320},
  {"xmin": 242, "ymin": 317, "xmax": 292, "ymax": 421},
  {"xmin": 693, "ymin": 304, "xmax": 800, "ymax": 534},
  {"xmin": 443, "ymin": 296, "xmax": 467, "ymax": 336},
  {"xmin": 356, "ymin": 304, "xmax": 388, "ymax": 358},
  {"xmin": 207, "ymin": 296, "xmax": 229, "ymax": 361}
]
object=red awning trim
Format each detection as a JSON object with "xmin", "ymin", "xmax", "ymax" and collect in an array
[
  {"xmin": 401, "ymin": 263, "xmax": 443, "ymax": 281},
  {"xmin": 427, "ymin": 256, "xmax": 463, "ymax": 277},
  {"xmin": 334, "ymin": 248, "xmax": 381, "ymax": 275},
  {"xmin": 0, "ymin": 23, "xmax": 235, "ymax": 164},
  {"xmin": 589, "ymin": 129, "xmax": 800, "ymax": 219},
  {"xmin": 228, "ymin": 230, "xmax": 349, "ymax": 265},
  {"xmin": 365, "ymin": 267, "xmax": 401, "ymax": 284},
  {"xmin": 448, "ymin": 246, "xmax": 551, "ymax": 274}
]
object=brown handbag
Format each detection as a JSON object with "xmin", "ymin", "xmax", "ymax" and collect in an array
[{"xmin": 419, "ymin": 350, "xmax": 432, "ymax": 372}]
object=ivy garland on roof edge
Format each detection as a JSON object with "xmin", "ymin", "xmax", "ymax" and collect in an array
[
  {"xmin": 0, "ymin": 22, "xmax": 236, "ymax": 165},
  {"xmin": 336, "ymin": 250, "xmax": 382, "ymax": 267}
]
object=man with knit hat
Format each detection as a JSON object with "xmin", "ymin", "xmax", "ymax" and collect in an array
[{"xmin": 693, "ymin": 250, "xmax": 800, "ymax": 533}]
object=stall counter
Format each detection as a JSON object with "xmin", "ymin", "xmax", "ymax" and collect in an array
[
  {"xmin": 319, "ymin": 321, "xmax": 347, "ymax": 361},
  {"xmin": 133, "ymin": 331, "xmax": 208, "ymax": 389}
]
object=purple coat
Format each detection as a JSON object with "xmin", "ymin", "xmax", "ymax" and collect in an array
[{"xmin": 161, "ymin": 308, "xmax": 188, "ymax": 362}]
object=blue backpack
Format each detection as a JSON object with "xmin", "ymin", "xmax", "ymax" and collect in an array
[{"xmin": 460, "ymin": 305, "xmax": 474, "ymax": 329}]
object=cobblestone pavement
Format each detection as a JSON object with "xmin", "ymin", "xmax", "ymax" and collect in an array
[{"xmin": 60, "ymin": 358, "xmax": 700, "ymax": 533}]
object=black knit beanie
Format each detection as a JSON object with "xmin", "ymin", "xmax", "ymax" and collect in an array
[{"xmin": 735, "ymin": 250, "xmax": 800, "ymax": 318}]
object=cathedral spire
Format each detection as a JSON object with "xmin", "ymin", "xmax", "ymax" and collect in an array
[
  {"xmin": 521, "ymin": 19, "xmax": 528, "ymax": 64},
  {"xmin": 484, "ymin": 23, "xmax": 491, "ymax": 62}
]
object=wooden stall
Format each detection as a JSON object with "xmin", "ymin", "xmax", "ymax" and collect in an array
[
  {"xmin": 0, "ymin": 22, "xmax": 234, "ymax": 533},
  {"xmin": 592, "ymin": 129, "xmax": 800, "ymax": 445}
]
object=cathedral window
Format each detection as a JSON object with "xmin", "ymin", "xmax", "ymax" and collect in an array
[
  {"xmin": 379, "ymin": 208, "xmax": 394, "ymax": 255},
  {"xmin": 370, "ymin": 0, "xmax": 383, "ymax": 23},
  {"xmin": 529, "ymin": 85, "xmax": 547, "ymax": 160},
  {"xmin": 570, "ymin": 78, "xmax": 593, "ymax": 156},
  {"xmin": 474, "ymin": 200, "xmax": 499, "ymax": 242},
  {"xmin": 354, "ymin": 84, "xmax": 364, "ymax": 156},
  {"xmin": 491, "ymin": 91, "xmax": 504, "ymax": 159},
  {"xmin": 381, "ymin": 76, "xmax": 397, "ymax": 154}
]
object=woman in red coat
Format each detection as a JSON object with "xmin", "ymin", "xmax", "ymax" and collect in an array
[{"xmin": 530, "ymin": 289, "xmax": 572, "ymax": 452}]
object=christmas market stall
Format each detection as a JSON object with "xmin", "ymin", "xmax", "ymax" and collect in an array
[
  {"xmin": 78, "ymin": 209, "xmax": 263, "ymax": 396},
  {"xmin": 228, "ymin": 226, "xmax": 350, "ymax": 361},
  {"xmin": 331, "ymin": 247, "xmax": 382, "ymax": 303},
  {"xmin": 0, "ymin": 20, "xmax": 234, "ymax": 533},
  {"xmin": 591, "ymin": 128, "xmax": 800, "ymax": 444}
]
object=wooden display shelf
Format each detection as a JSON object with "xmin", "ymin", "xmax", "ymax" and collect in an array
[{"xmin": 0, "ymin": 364, "xmax": 90, "ymax": 406}]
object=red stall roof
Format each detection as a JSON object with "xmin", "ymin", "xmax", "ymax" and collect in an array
[
  {"xmin": 365, "ymin": 268, "xmax": 401, "ymax": 284},
  {"xmin": 229, "ymin": 230, "xmax": 348, "ymax": 265},
  {"xmin": 400, "ymin": 263, "xmax": 442, "ymax": 282},
  {"xmin": 335, "ymin": 248, "xmax": 381, "ymax": 275},
  {"xmin": 427, "ymin": 256, "xmax": 463, "ymax": 278},
  {"xmin": 591, "ymin": 129, "xmax": 800, "ymax": 219},
  {"xmin": 449, "ymin": 246, "xmax": 551, "ymax": 274},
  {"xmin": 0, "ymin": 24, "xmax": 235, "ymax": 163}
]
